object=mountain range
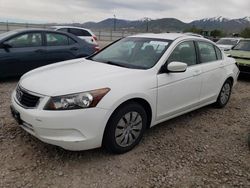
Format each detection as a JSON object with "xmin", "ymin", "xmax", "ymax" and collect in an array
[{"xmin": 79, "ymin": 16, "xmax": 250, "ymax": 33}]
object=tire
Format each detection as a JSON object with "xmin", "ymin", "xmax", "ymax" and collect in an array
[
  {"xmin": 103, "ymin": 102, "xmax": 147, "ymax": 154},
  {"xmin": 215, "ymin": 79, "xmax": 233, "ymax": 108}
]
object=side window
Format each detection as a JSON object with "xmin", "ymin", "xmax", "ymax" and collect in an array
[
  {"xmin": 197, "ymin": 42, "xmax": 217, "ymax": 63},
  {"xmin": 68, "ymin": 37, "xmax": 76, "ymax": 45},
  {"xmin": 168, "ymin": 41, "xmax": 197, "ymax": 66},
  {"xmin": 46, "ymin": 33, "xmax": 72, "ymax": 46},
  {"xmin": 69, "ymin": 28, "xmax": 91, "ymax": 36},
  {"xmin": 6, "ymin": 33, "xmax": 42, "ymax": 48},
  {"xmin": 58, "ymin": 28, "xmax": 68, "ymax": 33},
  {"xmin": 215, "ymin": 46, "xmax": 223, "ymax": 60}
]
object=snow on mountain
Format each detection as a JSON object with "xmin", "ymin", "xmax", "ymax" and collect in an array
[
  {"xmin": 242, "ymin": 16, "xmax": 250, "ymax": 22},
  {"xmin": 199, "ymin": 16, "xmax": 230, "ymax": 22}
]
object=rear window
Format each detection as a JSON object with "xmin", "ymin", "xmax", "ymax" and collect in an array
[
  {"xmin": 46, "ymin": 33, "xmax": 76, "ymax": 46},
  {"xmin": 197, "ymin": 41, "xmax": 217, "ymax": 63},
  {"xmin": 68, "ymin": 28, "xmax": 92, "ymax": 37}
]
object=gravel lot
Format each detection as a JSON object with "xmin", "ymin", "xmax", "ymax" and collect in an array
[{"xmin": 0, "ymin": 73, "xmax": 250, "ymax": 188}]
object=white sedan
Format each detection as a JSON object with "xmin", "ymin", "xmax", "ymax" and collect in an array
[{"xmin": 11, "ymin": 33, "xmax": 239, "ymax": 154}]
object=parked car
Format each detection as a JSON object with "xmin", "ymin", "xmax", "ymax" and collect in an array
[
  {"xmin": 228, "ymin": 39, "xmax": 250, "ymax": 75},
  {"xmin": 10, "ymin": 33, "xmax": 239, "ymax": 154},
  {"xmin": 216, "ymin": 37, "xmax": 242, "ymax": 51},
  {"xmin": 0, "ymin": 29, "xmax": 98, "ymax": 78},
  {"xmin": 51, "ymin": 26, "xmax": 98, "ymax": 46}
]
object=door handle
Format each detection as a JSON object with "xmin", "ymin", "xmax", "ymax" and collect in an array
[
  {"xmin": 35, "ymin": 49, "xmax": 46, "ymax": 53},
  {"xmin": 70, "ymin": 47, "xmax": 78, "ymax": 51},
  {"xmin": 193, "ymin": 70, "xmax": 202, "ymax": 76}
]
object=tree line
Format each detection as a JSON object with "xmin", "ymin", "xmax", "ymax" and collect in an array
[{"xmin": 184, "ymin": 27, "xmax": 250, "ymax": 38}]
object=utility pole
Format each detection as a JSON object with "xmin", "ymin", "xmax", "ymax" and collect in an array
[
  {"xmin": 146, "ymin": 18, "xmax": 149, "ymax": 32},
  {"xmin": 113, "ymin": 14, "xmax": 116, "ymax": 31},
  {"xmin": 143, "ymin": 17, "xmax": 150, "ymax": 32}
]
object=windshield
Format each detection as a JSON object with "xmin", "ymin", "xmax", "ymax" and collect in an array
[
  {"xmin": 0, "ymin": 30, "xmax": 18, "ymax": 40},
  {"xmin": 89, "ymin": 37, "xmax": 172, "ymax": 69},
  {"xmin": 217, "ymin": 39, "xmax": 239, "ymax": 46},
  {"xmin": 233, "ymin": 41, "xmax": 250, "ymax": 51}
]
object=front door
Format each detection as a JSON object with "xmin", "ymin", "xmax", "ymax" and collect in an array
[
  {"xmin": 157, "ymin": 41, "xmax": 203, "ymax": 121},
  {"xmin": 0, "ymin": 32, "xmax": 45, "ymax": 77}
]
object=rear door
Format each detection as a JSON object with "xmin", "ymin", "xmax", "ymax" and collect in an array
[
  {"xmin": 196, "ymin": 41, "xmax": 225, "ymax": 103},
  {"xmin": 0, "ymin": 32, "xmax": 46, "ymax": 77},
  {"xmin": 45, "ymin": 32, "xmax": 79, "ymax": 64}
]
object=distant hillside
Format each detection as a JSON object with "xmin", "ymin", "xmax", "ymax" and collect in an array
[{"xmin": 80, "ymin": 16, "xmax": 250, "ymax": 33}]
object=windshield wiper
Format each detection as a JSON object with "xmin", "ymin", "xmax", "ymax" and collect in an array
[{"xmin": 102, "ymin": 61, "xmax": 128, "ymax": 68}]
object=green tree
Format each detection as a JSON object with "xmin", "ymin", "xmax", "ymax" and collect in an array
[
  {"xmin": 184, "ymin": 26, "xmax": 203, "ymax": 34},
  {"xmin": 240, "ymin": 28, "xmax": 250, "ymax": 38},
  {"xmin": 210, "ymin": 29, "xmax": 224, "ymax": 38}
]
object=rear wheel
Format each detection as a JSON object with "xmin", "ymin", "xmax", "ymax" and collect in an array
[
  {"xmin": 215, "ymin": 79, "xmax": 232, "ymax": 108},
  {"xmin": 103, "ymin": 102, "xmax": 147, "ymax": 154}
]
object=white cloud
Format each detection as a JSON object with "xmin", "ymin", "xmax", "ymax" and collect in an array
[{"xmin": 0, "ymin": 0, "xmax": 249, "ymax": 23}]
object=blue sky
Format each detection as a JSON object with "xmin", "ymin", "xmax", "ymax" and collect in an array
[{"xmin": 0, "ymin": 0, "xmax": 249, "ymax": 23}]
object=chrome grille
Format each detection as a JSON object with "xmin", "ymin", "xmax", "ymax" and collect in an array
[{"xmin": 16, "ymin": 86, "xmax": 40, "ymax": 108}]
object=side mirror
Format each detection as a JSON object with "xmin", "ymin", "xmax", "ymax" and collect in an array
[{"xmin": 161, "ymin": 61, "xmax": 187, "ymax": 73}]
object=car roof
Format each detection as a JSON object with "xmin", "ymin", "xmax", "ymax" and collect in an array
[
  {"xmin": 5, "ymin": 28, "xmax": 57, "ymax": 33},
  {"xmin": 0, "ymin": 28, "xmax": 84, "ymax": 43},
  {"xmin": 51, "ymin": 26, "xmax": 91, "ymax": 31},
  {"xmin": 219, "ymin": 37, "xmax": 243, "ymax": 40},
  {"xmin": 129, "ymin": 33, "xmax": 206, "ymax": 41}
]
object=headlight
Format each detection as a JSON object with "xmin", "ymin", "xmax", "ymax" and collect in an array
[{"xmin": 44, "ymin": 88, "xmax": 110, "ymax": 110}]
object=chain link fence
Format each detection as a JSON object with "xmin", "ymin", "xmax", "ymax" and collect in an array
[{"xmin": 0, "ymin": 22, "xmax": 140, "ymax": 41}]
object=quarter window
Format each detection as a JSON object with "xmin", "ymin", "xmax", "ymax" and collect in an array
[
  {"xmin": 197, "ymin": 42, "xmax": 217, "ymax": 63},
  {"xmin": 6, "ymin": 33, "xmax": 42, "ymax": 48},
  {"xmin": 46, "ymin": 33, "xmax": 75, "ymax": 46},
  {"xmin": 215, "ymin": 47, "xmax": 223, "ymax": 60},
  {"xmin": 168, "ymin": 41, "xmax": 197, "ymax": 66}
]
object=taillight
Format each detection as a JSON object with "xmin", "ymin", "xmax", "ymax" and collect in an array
[
  {"xmin": 94, "ymin": 46, "xmax": 100, "ymax": 51},
  {"xmin": 93, "ymin": 36, "xmax": 97, "ymax": 41}
]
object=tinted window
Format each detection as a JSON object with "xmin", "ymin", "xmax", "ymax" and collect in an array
[
  {"xmin": 168, "ymin": 41, "xmax": 197, "ymax": 66},
  {"xmin": 233, "ymin": 41, "xmax": 250, "ymax": 51},
  {"xmin": 69, "ymin": 28, "xmax": 91, "ymax": 36},
  {"xmin": 6, "ymin": 33, "xmax": 42, "ymax": 48},
  {"xmin": 68, "ymin": 37, "xmax": 76, "ymax": 45},
  {"xmin": 197, "ymin": 42, "xmax": 217, "ymax": 63},
  {"xmin": 58, "ymin": 28, "xmax": 68, "ymax": 32},
  {"xmin": 215, "ymin": 46, "xmax": 222, "ymax": 60},
  {"xmin": 217, "ymin": 39, "xmax": 239, "ymax": 46},
  {"xmin": 46, "ymin": 33, "xmax": 75, "ymax": 46}
]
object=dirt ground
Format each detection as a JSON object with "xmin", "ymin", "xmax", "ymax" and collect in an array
[{"xmin": 0, "ymin": 75, "xmax": 250, "ymax": 188}]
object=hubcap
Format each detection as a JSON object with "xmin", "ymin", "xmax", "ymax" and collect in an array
[
  {"xmin": 115, "ymin": 111, "xmax": 143, "ymax": 147},
  {"xmin": 220, "ymin": 83, "xmax": 231, "ymax": 104}
]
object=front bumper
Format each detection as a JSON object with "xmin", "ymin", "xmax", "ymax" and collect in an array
[
  {"xmin": 11, "ymin": 91, "xmax": 110, "ymax": 151},
  {"xmin": 238, "ymin": 63, "xmax": 250, "ymax": 74}
]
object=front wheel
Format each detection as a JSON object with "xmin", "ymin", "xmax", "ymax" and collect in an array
[
  {"xmin": 215, "ymin": 79, "xmax": 232, "ymax": 108},
  {"xmin": 103, "ymin": 102, "xmax": 147, "ymax": 154}
]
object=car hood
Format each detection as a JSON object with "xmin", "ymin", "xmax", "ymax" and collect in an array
[
  {"xmin": 217, "ymin": 44, "xmax": 234, "ymax": 50},
  {"xmin": 19, "ymin": 58, "xmax": 136, "ymax": 96},
  {"xmin": 229, "ymin": 50, "xmax": 250, "ymax": 59}
]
